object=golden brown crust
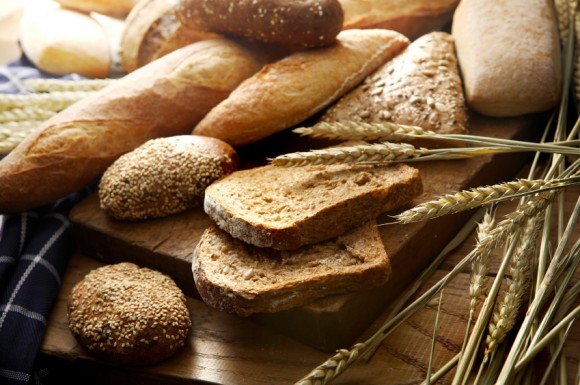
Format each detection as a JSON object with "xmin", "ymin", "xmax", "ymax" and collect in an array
[
  {"xmin": 322, "ymin": 31, "xmax": 468, "ymax": 143},
  {"xmin": 193, "ymin": 29, "xmax": 410, "ymax": 148},
  {"xmin": 176, "ymin": 0, "xmax": 344, "ymax": 47},
  {"xmin": 0, "ymin": 38, "xmax": 263, "ymax": 214},
  {"xmin": 68, "ymin": 262, "xmax": 191, "ymax": 365}
]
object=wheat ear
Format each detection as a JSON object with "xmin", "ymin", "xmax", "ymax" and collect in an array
[
  {"xmin": 22, "ymin": 78, "xmax": 113, "ymax": 92},
  {"xmin": 271, "ymin": 142, "xmax": 428, "ymax": 167},
  {"xmin": 0, "ymin": 107, "xmax": 56, "ymax": 123},
  {"xmin": 554, "ymin": 0, "xmax": 575, "ymax": 42},
  {"xmin": 469, "ymin": 212, "xmax": 496, "ymax": 313},
  {"xmin": 395, "ymin": 178, "xmax": 569, "ymax": 224},
  {"xmin": 293, "ymin": 121, "xmax": 434, "ymax": 142},
  {"xmin": 0, "ymin": 91, "xmax": 91, "ymax": 111},
  {"xmin": 0, "ymin": 120, "xmax": 42, "ymax": 154},
  {"xmin": 295, "ymin": 343, "xmax": 366, "ymax": 385}
]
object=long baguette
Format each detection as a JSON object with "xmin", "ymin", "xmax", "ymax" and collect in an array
[{"xmin": 0, "ymin": 38, "xmax": 266, "ymax": 214}]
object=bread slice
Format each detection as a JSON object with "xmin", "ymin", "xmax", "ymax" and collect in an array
[
  {"xmin": 193, "ymin": 221, "xmax": 391, "ymax": 316},
  {"xmin": 322, "ymin": 31, "xmax": 468, "ymax": 143},
  {"xmin": 203, "ymin": 162, "xmax": 422, "ymax": 250}
]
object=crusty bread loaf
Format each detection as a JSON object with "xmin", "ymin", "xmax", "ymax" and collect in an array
[
  {"xmin": 68, "ymin": 262, "xmax": 191, "ymax": 365},
  {"xmin": 204, "ymin": 162, "xmax": 422, "ymax": 250},
  {"xmin": 120, "ymin": 0, "xmax": 219, "ymax": 72},
  {"xmin": 322, "ymin": 31, "xmax": 468, "ymax": 141},
  {"xmin": 99, "ymin": 135, "xmax": 239, "ymax": 220},
  {"xmin": 339, "ymin": 0, "xmax": 460, "ymax": 40},
  {"xmin": 193, "ymin": 221, "xmax": 391, "ymax": 316},
  {"xmin": 452, "ymin": 0, "xmax": 561, "ymax": 117},
  {"xmin": 0, "ymin": 38, "xmax": 266, "ymax": 214},
  {"xmin": 193, "ymin": 29, "xmax": 410, "ymax": 148},
  {"xmin": 54, "ymin": 0, "xmax": 138, "ymax": 18},
  {"xmin": 176, "ymin": 0, "xmax": 344, "ymax": 47},
  {"xmin": 19, "ymin": 6, "xmax": 111, "ymax": 78}
]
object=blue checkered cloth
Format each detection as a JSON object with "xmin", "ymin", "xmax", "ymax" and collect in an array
[{"xmin": 0, "ymin": 57, "xmax": 87, "ymax": 384}]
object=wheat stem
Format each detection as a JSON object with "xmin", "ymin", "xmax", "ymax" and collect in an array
[
  {"xmin": 22, "ymin": 78, "xmax": 113, "ymax": 92},
  {"xmin": 0, "ymin": 91, "xmax": 90, "ymax": 111}
]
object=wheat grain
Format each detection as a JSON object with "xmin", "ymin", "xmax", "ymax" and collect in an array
[
  {"xmin": 0, "ymin": 107, "xmax": 56, "ymax": 123},
  {"xmin": 293, "ymin": 121, "xmax": 434, "ymax": 142},
  {"xmin": 295, "ymin": 343, "xmax": 366, "ymax": 385},
  {"xmin": 0, "ymin": 91, "xmax": 90, "ymax": 111},
  {"xmin": 554, "ymin": 0, "xmax": 574, "ymax": 42},
  {"xmin": 22, "ymin": 78, "xmax": 113, "ymax": 92},
  {"xmin": 469, "ymin": 212, "xmax": 496, "ymax": 312},
  {"xmin": 395, "ymin": 179, "xmax": 564, "ymax": 224},
  {"xmin": 271, "ymin": 142, "xmax": 428, "ymax": 167}
]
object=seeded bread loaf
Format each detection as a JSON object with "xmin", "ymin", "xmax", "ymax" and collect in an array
[
  {"xmin": 193, "ymin": 29, "xmax": 410, "ymax": 148},
  {"xmin": 339, "ymin": 0, "xmax": 460, "ymax": 40},
  {"xmin": 193, "ymin": 221, "xmax": 390, "ymax": 316},
  {"xmin": 176, "ymin": 0, "xmax": 344, "ymax": 48},
  {"xmin": 68, "ymin": 262, "xmax": 191, "ymax": 365},
  {"xmin": 99, "ymin": 135, "xmax": 239, "ymax": 220},
  {"xmin": 203, "ymin": 162, "xmax": 422, "ymax": 250},
  {"xmin": 0, "ymin": 38, "xmax": 265, "ymax": 214},
  {"xmin": 322, "ymin": 31, "xmax": 468, "ymax": 141},
  {"xmin": 451, "ymin": 0, "xmax": 561, "ymax": 117}
]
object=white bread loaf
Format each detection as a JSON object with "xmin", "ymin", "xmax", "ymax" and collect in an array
[
  {"xmin": 193, "ymin": 29, "xmax": 410, "ymax": 148},
  {"xmin": 451, "ymin": 0, "xmax": 561, "ymax": 117},
  {"xmin": 193, "ymin": 221, "xmax": 391, "ymax": 316},
  {"xmin": 0, "ymin": 38, "xmax": 267, "ymax": 214},
  {"xmin": 339, "ymin": 0, "xmax": 460, "ymax": 40},
  {"xmin": 19, "ymin": 6, "xmax": 111, "ymax": 78},
  {"xmin": 203, "ymin": 162, "xmax": 422, "ymax": 250},
  {"xmin": 322, "ymin": 31, "xmax": 468, "ymax": 141}
]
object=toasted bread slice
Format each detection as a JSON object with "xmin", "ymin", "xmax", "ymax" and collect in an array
[
  {"xmin": 193, "ymin": 221, "xmax": 390, "ymax": 316},
  {"xmin": 203, "ymin": 162, "xmax": 422, "ymax": 250}
]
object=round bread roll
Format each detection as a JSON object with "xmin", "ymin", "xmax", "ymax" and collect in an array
[
  {"xmin": 67, "ymin": 262, "xmax": 191, "ymax": 366},
  {"xmin": 99, "ymin": 135, "xmax": 239, "ymax": 220}
]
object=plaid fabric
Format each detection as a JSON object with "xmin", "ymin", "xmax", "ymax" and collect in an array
[{"xmin": 0, "ymin": 58, "xmax": 87, "ymax": 384}]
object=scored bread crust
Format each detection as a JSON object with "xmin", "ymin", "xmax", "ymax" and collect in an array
[
  {"xmin": 322, "ymin": 31, "xmax": 468, "ymax": 143},
  {"xmin": 339, "ymin": 0, "xmax": 460, "ymax": 40},
  {"xmin": 193, "ymin": 221, "xmax": 391, "ymax": 317},
  {"xmin": 203, "ymin": 163, "xmax": 422, "ymax": 250},
  {"xmin": 193, "ymin": 29, "xmax": 410, "ymax": 148}
]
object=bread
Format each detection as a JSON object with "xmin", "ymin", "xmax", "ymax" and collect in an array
[
  {"xmin": 54, "ymin": 0, "xmax": 138, "ymax": 18},
  {"xmin": 339, "ymin": 0, "xmax": 460, "ymax": 40},
  {"xmin": 19, "ymin": 6, "xmax": 111, "ymax": 78},
  {"xmin": 451, "ymin": 0, "xmax": 561, "ymax": 117},
  {"xmin": 176, "ymin": 0, "xmax": 344, "ymax": 48},
  {"xmin": 0, "ymin": 38, "xmax": 265, "ymax": 214},
  {"xmin": 193, "ymin": 221, "xmax": 390, "ymax": 316},
  {"xmin": 193, "ymin": 29, "xmax": 410, "ymax": 148},
  {"xmin": 99, "ymin": 135, "xmax": 239, "ymax": 220},
  {"xmin": 322, "ymin": 31, "xmax": 468, "ymax": 141},
  {"xmin": 120, "ymin": 0, "xmax": 219, "ymax": 72},
  {"xmin": 203, "ymin": 162, "xmax": 422, "ymax": 250},
  {"xmin": 68, "ymin": 262, "xmax": 191, "ymax": 365}
]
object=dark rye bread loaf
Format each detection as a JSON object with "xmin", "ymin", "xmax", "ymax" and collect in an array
[
  {"xmin": 203, "ymin": 162, "xmax": 422, "ymax": 250},
  {"xmin": 193, "ymin": 221, "xmax": 390, "ymax": 316}
]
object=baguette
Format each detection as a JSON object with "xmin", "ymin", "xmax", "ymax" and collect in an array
[
  {"xmin": 451, "ymin": 0, "xmax": 561, "ymax": 117},
  {"xmin": 193, "ymin": 221, "xmax": 391, "ymax": 316},
  {"xmin": 0, "ymin": 38, "xmax": 265, "ymax": 214},
  {"xmin": 203, "ymin": 162, "xmax": 422, "ymax": 250},
  {"xmin": 193, "ymin": 29, "xmax": 410, "ymax": 148},
  {"xmin": 339, "ymin": 0, "xmax": 460, "ymax": 40},
  {"xmin": 322, "ymin": 31, "xmax": 468, "ymax": 140},
  {"xmin": 176, "ymin": 0, "xmax": 344, "ymax": 48}
]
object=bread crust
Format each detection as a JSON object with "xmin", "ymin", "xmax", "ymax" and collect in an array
[
  {"xmin": 0, "ymin": 38, "xmax": 264, "ymax": 214},
  {"xmin": 203, "ymin": 163, "xmax": 422, "ymax": 250},
  {"xmin": 339, "ymin": 0, "xmax": 460, "ymax": 40},
  {"xmin": 193, "ymin": 222, "xmax": 391, "ymax": 316},
  {"xmin": 451, "ymin": 0, "xmax": 561, "ymax": 117},
  {"xmin": 176, "ymin": 0, "xmax": 344, "ymax": 47},
  {"xmin": 193, "ymin": 29, "xmax": 410, "ymax": 148}
]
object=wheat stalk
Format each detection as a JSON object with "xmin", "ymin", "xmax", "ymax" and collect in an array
[
  {"xmin": 271, "ymin": 142, "xmax": 428, "ymax": 167},
  {"xmin": 22, "ymin": 78, "xmax": 113, "ymax": 92},
  {"xmin": 0, "ymin": 91, "xmax": 90, "ymax": 111},
  {"xmin": 0, "ymin": 107, "xmax": 56, "ymax": 123},
  {"xmin": 293, "ymin": 121, "xmax": 435, "ymax": 141},
  {"xmin": 394, "ymin": 178, "xmax": 574, "ymax": 224}
]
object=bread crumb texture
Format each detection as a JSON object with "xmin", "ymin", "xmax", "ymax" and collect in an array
[
  {"xmin": 67, "ymin": 262, "xmax": 191, "ymax": 365},
  {"xmin": 99, "ymin": 135, "xmax": 238, "ymax": 220}
]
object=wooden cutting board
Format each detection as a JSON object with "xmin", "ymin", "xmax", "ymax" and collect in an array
[{"xmin": 69, "ymin": 112, "xmax": 544, "ymax": 352}]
